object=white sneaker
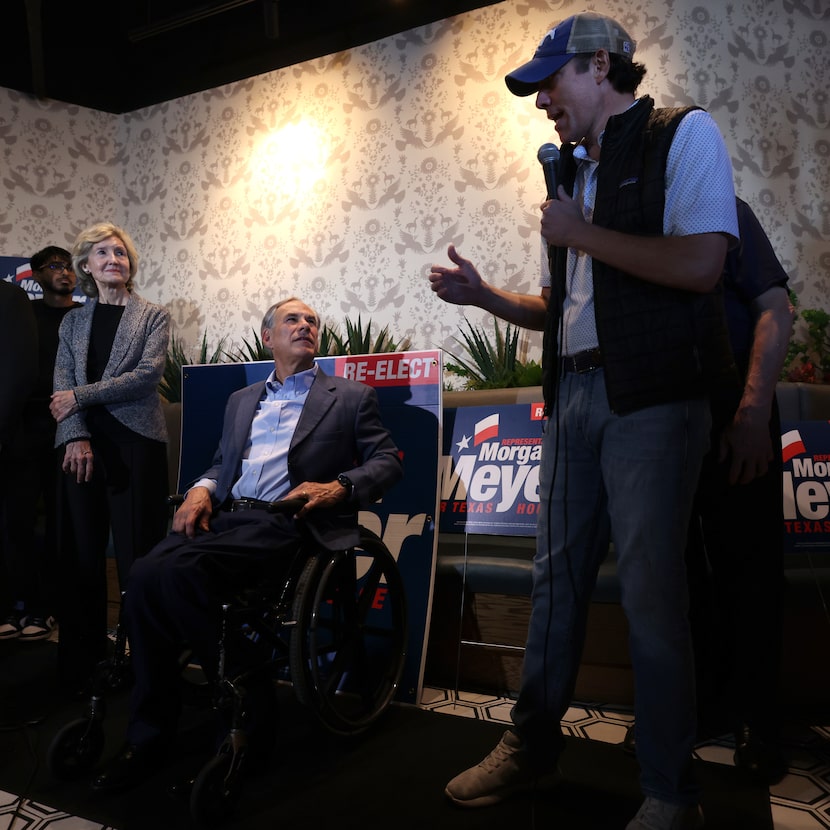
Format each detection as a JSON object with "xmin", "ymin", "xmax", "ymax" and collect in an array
[
  {"xmin": 444, "ymin": 729, "xmax": 556, "ymax": 808},
  {"xmin": 626, "ymin": 797, "xmax": 704, "ymax": 830}
]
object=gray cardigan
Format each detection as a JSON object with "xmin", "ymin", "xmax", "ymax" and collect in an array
[{"xmin": 54, "ymin": 291, "xmax": 170, "ymax": 446}]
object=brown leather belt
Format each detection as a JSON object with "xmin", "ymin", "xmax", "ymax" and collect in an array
[{"xmin": 561, "ymin": 348, "xmax": 603, "ymax": 374}]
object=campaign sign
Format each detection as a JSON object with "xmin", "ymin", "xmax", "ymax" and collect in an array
[
  {"xmin": 178, "ymin": 351, "xmax": 443, "ymax": 705},
  {"xmin": 782, "ymin": 420, "xmax": 830, "ymax": 555},
  {"xmin": 1, "ymin": 255, "xmax": 87, "ymax": 303},
  {"xmin": 440, "ymin": 402, "xmax": 545, "ymax": 536}
]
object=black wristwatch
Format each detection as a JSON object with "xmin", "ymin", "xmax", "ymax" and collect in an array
[{"xmin": 337, "ymin": 474, "xmax": 354, "ymax": 498}]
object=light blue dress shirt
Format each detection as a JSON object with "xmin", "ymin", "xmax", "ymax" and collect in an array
[{"xmin": 195, "ymin": 365, "xmax": 317, "ymax": 502}]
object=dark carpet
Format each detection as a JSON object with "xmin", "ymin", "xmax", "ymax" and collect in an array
[{"xmin": 0, "ymin": 640, "xmax": 772, "ymax": 830}]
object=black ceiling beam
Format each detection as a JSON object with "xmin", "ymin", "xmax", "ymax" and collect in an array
[
  {"xmin": 128, "ymin": 0, "xmax": 256, "ymax": 41},
  {"xmin": 0, "ymin": 0, "xmax": 502, "ymax": 112},
  {"xmin": 23, "ymin": 0, "xmax": 46, "ymax": 99}
]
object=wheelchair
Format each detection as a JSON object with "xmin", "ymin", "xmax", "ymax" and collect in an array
[{"xmin": 47, "ymin": 498, "xmax": 408, "ymax": 828}]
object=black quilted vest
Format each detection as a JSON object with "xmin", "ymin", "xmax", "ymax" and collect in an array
[{"xmin": 542, "ymin": 96, "xmax": 737, "ymax": 415}]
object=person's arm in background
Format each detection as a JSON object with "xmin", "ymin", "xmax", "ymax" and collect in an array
[
  {"xmin": 720, "ymin": 285, "xmax": 793, "ymax": 485},
  {"xmin": 718, "ymin": 196, "xmax": 794, "ymax": 486}
]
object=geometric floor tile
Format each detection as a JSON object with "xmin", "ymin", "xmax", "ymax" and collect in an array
[{"xmin": 419, "ymin": 687, "xmax": 830, "ymax": 830}]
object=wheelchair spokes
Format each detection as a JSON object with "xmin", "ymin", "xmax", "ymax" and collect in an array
[{"xmin": 289, "ymin": 529, "xmax": 407, "ymax": 736}]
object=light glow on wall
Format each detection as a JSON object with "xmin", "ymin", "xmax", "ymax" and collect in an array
[{"xmin": 249, "ymin": 120, "xmax": 329, "ymax": 201}]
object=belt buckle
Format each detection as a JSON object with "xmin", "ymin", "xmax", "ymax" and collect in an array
[
  {"xmin": 574, "ymin": 348, "xmax": 601, "ymax": 373},
  {"xmin": 581, "ymin": 350, "xmax": 600, "ymax": 372}
]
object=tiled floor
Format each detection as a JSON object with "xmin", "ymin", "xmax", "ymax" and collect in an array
[
  {"xmin": 420, "ymin": 686, "xmax": 830, "ymax": 830},
  {"xmin": 2, "ymin": 684, "xmax": 828, "ymax": 829}
]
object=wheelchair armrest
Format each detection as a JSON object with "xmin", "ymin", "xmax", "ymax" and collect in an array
[{"xmin": 265, "ymin": 497, "xmax": 308, "ymax": 513}]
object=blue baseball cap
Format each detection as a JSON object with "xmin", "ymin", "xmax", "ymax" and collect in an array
[{"xmin": 505, "ymin": 12, "xmax": 637, "ymax": 97}]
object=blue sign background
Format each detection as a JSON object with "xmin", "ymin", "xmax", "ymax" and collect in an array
[
  {"xmin": 440, "ymin": 403, "xmax": 544, "ymax": 535},
  {"xmin": 781, "ymin": 419, "xmax": 830, "ymax": 555},
  {"xmin": 441, "ymin": 403, "xmax": 830, "ymax": 558}
]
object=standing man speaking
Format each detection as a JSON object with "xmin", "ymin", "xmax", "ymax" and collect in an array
[{"xmin": 429, "ymin": 12, "xmax": 738, "ymax": 830}]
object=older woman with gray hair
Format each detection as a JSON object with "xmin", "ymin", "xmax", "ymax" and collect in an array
[{"xmin": 50, "ymin": 222, "xmax": 170, "ymax": 697}]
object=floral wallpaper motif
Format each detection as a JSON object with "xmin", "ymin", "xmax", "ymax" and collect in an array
[{"xmin": 1, "ymin": 0, "xmax": 827, "ymax": 368}]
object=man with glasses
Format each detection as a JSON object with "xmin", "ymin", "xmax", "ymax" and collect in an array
[{"xmin": 0, "ymin": 247, "xmax": 80, "ymax": 641}]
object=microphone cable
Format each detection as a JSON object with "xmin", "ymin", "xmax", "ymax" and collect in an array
[{"xmin": 538, "ymin": 242, "xmax": 583, "ymax": 753}]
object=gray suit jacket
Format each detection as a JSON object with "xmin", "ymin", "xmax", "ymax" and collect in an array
[
  {"xmin": 54, "ymin": 291, "xmax": 170, "ymax": 446},
  {"xmin": 200, "ymin": 367, "xmax": 403, "ymax": 549}
]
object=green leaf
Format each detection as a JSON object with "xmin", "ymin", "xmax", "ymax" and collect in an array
[
  {"xmin": 321, "ymin": 316, "xmax": 411, "ymax": 356},
  {"xmin": 158, "ymin": 330, "xmax": 228, "ymax": 403},
  {"xmin": 444, "ymin": 318, "xmax": 538, "ymax": 389},
  {"xmin": 781, "ymin": 294, "xmax": 830, "ymax": 384}
]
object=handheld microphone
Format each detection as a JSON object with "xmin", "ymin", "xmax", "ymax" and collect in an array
[{"xmin": 537, "ymin": 143, "xmax": 560, "ymax": 200}]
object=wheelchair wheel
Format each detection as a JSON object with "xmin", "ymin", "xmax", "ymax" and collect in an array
[
  {"xmin": 190, "ymin": 746, "xmax": 244, "ymax": 829},
  {"xmin": 47, "ymin": 717, "xmax": 106, "ymax": 780},
  {"xmin": 289, "ymin": 528, "xmax": 407, "ymax": 736}
]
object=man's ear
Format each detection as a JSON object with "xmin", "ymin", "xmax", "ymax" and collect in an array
[
  {"xmin": 261, "ymin": 328, "xmax": 273, "ymax": 352},
  {"xmin": 593, "ymin": 49, "xmax": 610, "ymax": 82}
]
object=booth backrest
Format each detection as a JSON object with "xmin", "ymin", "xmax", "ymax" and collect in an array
[
  {"xmin": 446, "ymin": 382, "xmax": 830, "ymax": 422},
  {"xmin": 776, "ymin": 381, "xmax": 830, "ymax": 422}
]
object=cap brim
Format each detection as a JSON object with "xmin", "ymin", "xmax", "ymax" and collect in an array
[{"xmin": 505, "ymin": 54, "xmax": 573, "ymax": 96}]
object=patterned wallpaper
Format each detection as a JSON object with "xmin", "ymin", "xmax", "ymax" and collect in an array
[{"xmin": 1, "ymin": 0, "xmax": 828, "ymax": 371}]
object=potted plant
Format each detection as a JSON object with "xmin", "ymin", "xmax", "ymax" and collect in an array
[
  {"xmin": 319, "ymin": 316, "xmax": 412, "ymax": 356},
  {"xmin": 444, "ymin": 318, "xmax": 542, "ymax": 390},
  {"xmin": 781, "ymin": 298, "xmax": 830, "ymax": 385}
]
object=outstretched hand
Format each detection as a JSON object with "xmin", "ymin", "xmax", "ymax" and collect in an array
[{"xmin": 428, "ymin": 244, "xmax": 484, "ymax": 306}]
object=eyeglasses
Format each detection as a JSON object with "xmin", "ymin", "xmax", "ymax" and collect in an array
[{"xmin": 42, "ymin": 262, "xmax": 72, "ymax": 272}]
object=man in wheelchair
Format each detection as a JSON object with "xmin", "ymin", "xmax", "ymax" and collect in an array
[{"xmin": 91, "ymin": 297, "xmax": 403, "ymax": 794}]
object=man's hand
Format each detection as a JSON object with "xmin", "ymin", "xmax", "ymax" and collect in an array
[
  {"xmin": 539, "ymin": 188, "xmax": 586, "ymax": 249},
  {"xmin": 286, "ymin": 480, "xmax": 350, "ymax": 519},
  {"xmin": 172, "ymin": 486, "xmax": 214, "ymax": 538},
  {"xmin": 718, "ymin": 404, "xmax": 773, "ymax": 485},
  {"xmin": 428, "ymin": 244, "xmax": 484, "ymax": 306}
]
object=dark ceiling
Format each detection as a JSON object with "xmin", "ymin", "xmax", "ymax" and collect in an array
[{"xmin": 2, "ymin": 0, "xmax": 500, "ymax": 114}]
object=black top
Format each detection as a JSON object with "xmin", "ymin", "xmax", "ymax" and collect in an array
[{"xmin": 85, "ymin": 303, "xmax": 143, "ymax": 443}]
